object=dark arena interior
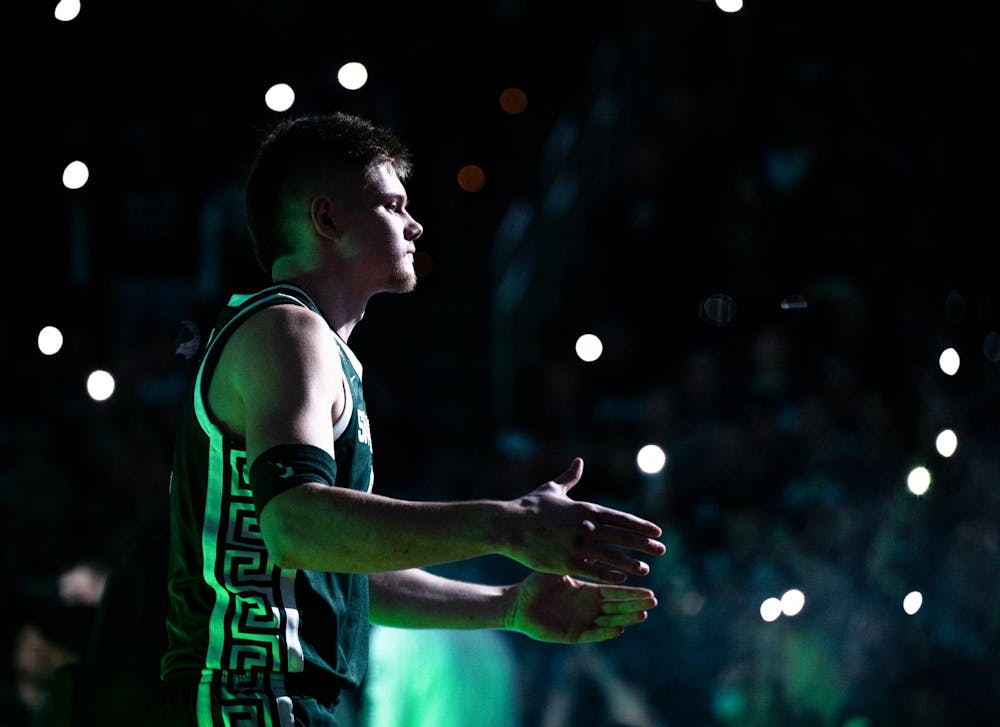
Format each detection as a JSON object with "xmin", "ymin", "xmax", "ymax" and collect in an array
[{"xmin": 3, "ymin": 2, "xmax": 996, "ymax": 726}]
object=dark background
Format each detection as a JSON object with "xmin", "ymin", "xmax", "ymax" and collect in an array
[{"xmin": 3, "ymin": 2, "xmax": 997, "ymax": 725}]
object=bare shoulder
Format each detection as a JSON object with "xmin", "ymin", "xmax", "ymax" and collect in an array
[
  {"xmin": 210, "ymin": 303, "xmax": 343, "ymax": 438},
  {"xmin": 228, "ymin": 303, "xmax": 339, "ymax": 377},
  {"xmin": 237, "ymin": 303, "xmax": 329, "ymax": 343}
]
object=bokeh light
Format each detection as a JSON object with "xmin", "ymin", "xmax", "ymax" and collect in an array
[
  {"xmin": 636, "ymin": 444, "xmax": 667, "ymax": 474},
  {"xmin": 500, "ymin": 87, "xmax": 528, "ymax": 115},
  {"xmin": 337, "ymin": 62, "xmax": 368, "ymax": 90},
  {"xmin": 680, "ymin": 591, "xmax": 704, "ymax": 616},
  {"xmin": 700, "ymin": 293, "xmax": 736, "ymax": 326},
  {"xmin": 935, "ymin": 429, "xmax": 958, "ymax": 458},
  {"xmin": 62, "ymin": 161, "xmax": 89, "ymax": 189},
  {"xmin": 938, "ymin": 347, "xmax": 960, "ymax": 376},
  {"xmin": 38, "ymin": 326, "xmax": 64, "ymax": 356},
  {"xmin": 907, "ymin": 466, "xmax": 931, "ymax": 496},
  {"xmin": 575, "ymin": 333, "xmax": 603, "ymax": 362},
  {"xmin": 903, "ymin": 591, "xmax": 923, "ymax": 615},
  {"xmin": 780, "ymin": 589, "xmax": 805, "ymax": 617},
  {"xmin": 264, "ymin": 83, "xmax": 295, "ymax": 112},
  {"xmin": 760, "ymin": 597, "xmax": 782, "ymax": 622},
  {"xmin": 780, "ymin": 294, "xmax": 808, "ymax": 310},
  {"xmin": 54, "ymin": 0, "xmax": 81, "ymax": 22},
  {"xmin": 457, "ymin": 165, "xmax": 485, "ymax": 192},
  {"xmin": 7, "ymin": 5, "xmax": 996, "ymax": 723},
  {"xmin": 944, "ymin": 290, "xmax": 967, "ymax": 322},
  {"xmin": 86, "ymin": 370, "xmax": 115, "ymax": 402}
]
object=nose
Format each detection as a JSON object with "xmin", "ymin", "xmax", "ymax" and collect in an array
[{"xmin": 405, "ymin": 213, "xmax": 423, "ymax": 241}]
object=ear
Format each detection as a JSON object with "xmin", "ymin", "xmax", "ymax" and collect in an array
[{"xmin": 311, "ymin": 196, "xmax": 339, "ymax": 240}]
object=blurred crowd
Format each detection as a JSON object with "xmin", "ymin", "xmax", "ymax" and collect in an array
[
  {"xmin": 2, "ymin": 223, "xmax": 996, "ymax": 726},
  {"xmin": 3, "ymin": 4, "xmax": 997, "ymax": 726}
]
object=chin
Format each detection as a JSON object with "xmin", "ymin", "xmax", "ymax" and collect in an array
[{"xmin": 387, "ymin": 271, "xmax": 418, "ymax": 294}]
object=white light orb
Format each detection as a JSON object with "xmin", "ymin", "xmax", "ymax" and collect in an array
[
  {"xmin": 636, "ymin": 444, "xmax": 667, "ymax": 474},
  {"xmin": 903, "ymin": 591, "xmax": 923, "ymax": 615},
  {"xmin": 935, "ymin": 429, "xmax": 958, "ymax": 458},
  {"xmin": 338, "ymin": 62, "xmax": 369, "ymax": 90},
  {"xmin": 86, "ymin": 370, "xmax": 115, "ymax": 402},
  {"xmin": 760, "ymin": 597, "xmax": 782, "ymax": 622},
  {"xmin": 938, "ymin": 347, "xmax": 960, "ymax": 376},
  {"xmin": 264, "ymin": 83, "xmax": 296, "ymax": 112},
  {"xmin": 62, "ymin": 160, "xmax": 89, "ymax": 189},
  {"xmin": 575, "ymin": 333, "xmax": 603, "ymax": 362},
  {"xmin": 780, "ymin": 589, "xmax": 805, "ymax": 617},
  {"xmin": 907, "ymin": 466, "xmax": 931, "ymax": 496},
  {"xmin": 38, "ymin": 326, "xmax": 64, "ymax": 355}
]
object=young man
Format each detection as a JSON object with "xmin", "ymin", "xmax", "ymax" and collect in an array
[{"xmin": 158, "ymin": 111, "xmax": 666, "ymax": 726}]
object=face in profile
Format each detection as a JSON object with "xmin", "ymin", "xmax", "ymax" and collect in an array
[{"xmin": 347, "ymin": 162, "xmax": 424, "ymax": 294}]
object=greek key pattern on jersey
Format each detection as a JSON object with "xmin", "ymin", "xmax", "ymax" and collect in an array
[
  {"xmin": 198, "ymin": 672, "xmax": 296, "ymax": 727},
  {"xmin": 212, "ymin": 450, "xmax": 298, "ymax": 674},
  {"xmin": 216, "ymin": 697, "xmax": 293, "ymax": 727},
  {"xmin": 218, "ymin": 700, "xmax": 270, "ymax": 727}
]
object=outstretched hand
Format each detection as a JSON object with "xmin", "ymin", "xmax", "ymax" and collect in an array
[
  {"xmin": 504, "ymin": 458, "xmax": 666, "ymax": 583},
  {"xmin": 505, "ymin": 571, "xmax": 658, "ymax": 643}
]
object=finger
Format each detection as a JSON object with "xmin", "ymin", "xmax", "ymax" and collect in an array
[
  {"xmin": 593, "ymin": 508, "xmax": 664, "ymax": 539},
  {"xmin": 601, "ymin": 593, "xmax": 659, "ymax": 614},
  {"xmin": 572, "ymin": 556, "xmax": 627, "ymax": 584},
  {"xmin": 588, "ymin": 524, "xmax": 666, "ymax": 557},
  {"xmin": 599, "ymin": 596, "xmax": 658, "ymax": 615},
  {"xmin": 579, "ymin": 544, "xmax": 653, "ymax": 577},
  {"xmin": 597, "ymin": 585, "xmax": 657, "ymax": 601},
  {"xmin": 594, "ymin": 610, "xmax": 649, "ymax": 628},
  {"xmin": 552, "ymin": 457, "xmax": 584, "ymax": 493}
]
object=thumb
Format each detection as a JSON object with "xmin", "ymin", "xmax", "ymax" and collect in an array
[{"xmin": 552, "ymin": 457, "xmax": 584, "ymax": 493}]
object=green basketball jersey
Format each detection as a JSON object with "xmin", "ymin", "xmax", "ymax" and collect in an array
[{"xmin": 161, "ymin": 283, "xmax": 374, "ymax": 691}]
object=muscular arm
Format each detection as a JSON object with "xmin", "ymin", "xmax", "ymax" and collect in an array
[
  {"xmin": 369, "ymin": 569, "xmax": 659, "ymax": 644},
  {"xmin": 263, "ymin": 459, "xmax": 663, "ymax": 582},
  {"xmin": 221, "ymin": 305, "xmax": 664, "ymax": 582},
  {"xmin": 264, "ymin": 484, "xmax": 509, "ymax": 572},
  {"xmin": 369, "ymin": 569, "xmax": 509, "ymax": 630}
]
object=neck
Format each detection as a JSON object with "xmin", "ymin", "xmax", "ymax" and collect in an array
[{"xmin": 273, "ymin": 270, "xmax": 370, "ymax": 342}]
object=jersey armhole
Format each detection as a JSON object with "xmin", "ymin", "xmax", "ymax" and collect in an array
[{"xmin": 332, "ymin": 361, "xmax": 353, "ymax": 442}]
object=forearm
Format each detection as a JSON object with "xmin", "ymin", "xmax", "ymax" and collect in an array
[
  {"xmin": 261, "ymin": 484, "xmax": 509, "ymax": 573},
  {"xmin": 369, "ymin": 568, "xmax": 514, "ymax": 630},
  {"xmin": 261, "ymin": 458, "xmax": 666, "ymax": 584}
]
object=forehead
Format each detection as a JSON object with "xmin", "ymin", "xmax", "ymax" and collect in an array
[{"xmin": 363, "ymin": 161, "xmax": 407, "ymax": 198}]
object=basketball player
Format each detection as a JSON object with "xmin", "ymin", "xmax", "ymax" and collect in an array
[{"xmin": 156, "ymin": 112, "xmax": 666, "ymax": 726}]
